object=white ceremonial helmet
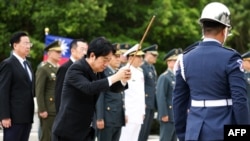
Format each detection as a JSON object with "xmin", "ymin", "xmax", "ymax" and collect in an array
[{"xmin": 199, "ymin": 2, "xmax": 231, "ymax": 27}]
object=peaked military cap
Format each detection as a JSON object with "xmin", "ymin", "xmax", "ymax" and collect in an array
[
  {"xmin": 112, "ymin": 43, "xmax": 122, "ymax": 55},
  {"xmin": 124, "ymin": 44, "xmax": 144, "ymax": 56},
  {"xmin": 44, "ymin": 40, "xmax": 62, "ymax": 51},
  {"xmin": 242, "ymin": 51, "xmax": 250, "ymax": 60},
  {"xmin": 142, "ymin": 44, "xmax": 159, "ymax": 55},
  {"xmin": 163, "ymin": 48, "xmax": 183, "ymax": 61},
  {"xmin": 119, "ymin": 43, "xmax": 131, "ymax": 54}
]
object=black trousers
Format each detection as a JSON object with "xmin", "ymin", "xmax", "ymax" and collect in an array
[
  {"xmin": 52, "ymin": 127, "xmax": 95, "ymax": 141},
  {"xmin": 138, "ymin": 108, "xmax": 155, "ymax": 141},
  {"xmin": 3, "ymin": 123, "xmax": 32, "ymax": 141}
]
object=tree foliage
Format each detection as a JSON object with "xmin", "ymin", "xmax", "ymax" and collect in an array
[{"xmin": 1, "ymin": 0, "xmax": 250, "ymax": 74}]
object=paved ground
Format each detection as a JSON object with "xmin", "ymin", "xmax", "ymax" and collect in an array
[
  {"xmin": 0, "ymin": 113, "xmax": 159, "ymax": 141},
  {"xmin": 0, "ymin": 99, "xmax": 159, "ymax": 141},
  {"xmin": 1, "ymin": 126, "xmax": 159, "ymax": 141}
]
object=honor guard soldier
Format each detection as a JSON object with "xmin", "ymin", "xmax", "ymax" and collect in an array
[
  {"xmin": 36, "ymin": 40, "xmax": 62, "ymax": 141},
  {"xmin": 95, "ymin": 44, "xmax": 125, "ymax": 141},
  {"xmin": 173, "ymin": 2, "xmax": 250, "ymax": 141},
  {"xmin": 242, "ymin": 51, "xmax": 250, "ymax": 114},
  {"xmin": 139, "ymin": 44, "xmax": 158, "ymax": 141},
  {"xmin": 156, "ymin": 48, "xmax": 182, "ymax": 141}
]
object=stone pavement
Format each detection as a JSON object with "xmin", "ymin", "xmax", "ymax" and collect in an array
[
  {"xmin": 1, "ymin": 126, "xmax": 159, "ymax": 141},
  {"xmin": 0, "ymin": 99, "xmax": 159, "ymax": 141},
  {"xmin": 0, "ymin": 113, "xmax": 159, "ymax": 141}
]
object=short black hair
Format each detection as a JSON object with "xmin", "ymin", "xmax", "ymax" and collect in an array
[
  {"xmin": 69, "ymin": 38, "xmax": 86, "ymax": 50},
  {"xmin": 202, "ymin": 20, "xmax": 226, "ymax": 28},
  {"xmin": 86, "ymin": 37, "xmax": 116, "ymax": 58},
  {"xmin": 202, "ymin": 20, "xmax": 226, "ymax": 35},
  {"xmin": 9, "ymin": 31, "xmax": 29, "ymax": 49}
]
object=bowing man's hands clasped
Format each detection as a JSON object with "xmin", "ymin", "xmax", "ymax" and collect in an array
[{"xmin": 110, "ymin": 68, "xmax": 131, "ymax": 84}]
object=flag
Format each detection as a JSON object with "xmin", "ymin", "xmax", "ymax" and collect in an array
[{"xmin": 44, "ymin": 34, "xmax": 73, "ymax": 65}]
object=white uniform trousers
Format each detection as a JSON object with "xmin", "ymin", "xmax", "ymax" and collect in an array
[{"xmin": 119, "ymin": 123, "xmax": 141, "ymax": 141}]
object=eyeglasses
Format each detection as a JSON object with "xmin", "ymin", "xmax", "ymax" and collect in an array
[{"xmin": 21, "ymin": 42, "xmax": 33, "ymax": 47}]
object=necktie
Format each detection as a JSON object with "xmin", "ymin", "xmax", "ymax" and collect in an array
[
  {"xmin": 151, "ymin": 65, "xmax": 157, "ymax": 81},
  {"xmin": 23, "ymin": 61, "xmax": 31, "ymax": 81}
]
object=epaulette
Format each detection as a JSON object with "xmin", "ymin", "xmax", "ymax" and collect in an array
[
  {"xmin": 40, "ymin": 61, "xmax": 47, "ymax": 67},
  {"xmin": 183, "ymin": 41, "xmax": 200, "ymax": 54},
  {"xmin": 163, "ymin": 70, "xmax": 168, "ymax": 75},
  {"xmin": 222, "ymin": 46, "xmax": 237, "ymax": 52},
  {"xmin": 137, "ymin": 67, "xmax": 143, "ymax": 72},
  {"xmin": 222, "ymin": 46, "xmax": 243, "ymax": 57}
]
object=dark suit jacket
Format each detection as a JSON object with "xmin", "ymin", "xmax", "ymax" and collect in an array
[
  {"xmin": 52, "ymin": 59, "xmax": 127, "ymax": 141},
  {"xmin": 0, "ymin": 55, "xmax": 34, "ymax": 124},
  {"xmin": 55, "ymin": 59, "xmax": 73, "ymax": 112}
]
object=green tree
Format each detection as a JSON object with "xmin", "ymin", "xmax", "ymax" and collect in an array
[
  {"xmin": 0, "ymin": 0, "xmax": 111, "ymax": 70},
  {"xmin": 1, "ymin": 0, "xmax": 250, "ymax": 73}
]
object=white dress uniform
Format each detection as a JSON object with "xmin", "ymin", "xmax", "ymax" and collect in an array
[{"xmin": 119, "ymin": 64, "xmax": 145, "ymax": 141}]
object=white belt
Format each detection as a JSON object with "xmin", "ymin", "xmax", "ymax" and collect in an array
[{"xmin": 191, "ymin": 99, "xmax": 232, "ymax": 107}]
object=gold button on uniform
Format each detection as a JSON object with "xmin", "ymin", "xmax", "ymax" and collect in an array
[
  {"xmin": 145, "ymin": 94, "xmax": 148, "ymax": 97},
  {"xmin": 107, "ymin": 107, "xmax": 110, "ymax": 110},
  {"xmin": 49, "ymin": 97, "xmax": 53, "ymax": 102},
  {"xmin": 169, "ymin": 105, "xmax": 172, "ymax": 109}
]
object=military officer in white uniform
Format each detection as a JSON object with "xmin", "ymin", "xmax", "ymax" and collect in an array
[{"xmin": 119, "ymin": 44, "xmax": 145, "ymax": 141}]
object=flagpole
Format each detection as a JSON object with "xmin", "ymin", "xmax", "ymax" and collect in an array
[
  {"xmin": 43, "ymin": 27, "xmax": 50, "ymax": 63},
  {"xmin": 44, "ymin": 27, "xmax": 49, "ymax": 35}
]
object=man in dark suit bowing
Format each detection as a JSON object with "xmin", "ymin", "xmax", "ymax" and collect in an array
[
  {"xmin": 55, "ymin": 39, "xmax": 88, "ymax": 113},
  {"xmin": 52, "ymin": 37, "xmax": 131, "ymax": 141},
  {"xmin": 0, "ymin": 31, "xmax": 35, "ymax": 141}
]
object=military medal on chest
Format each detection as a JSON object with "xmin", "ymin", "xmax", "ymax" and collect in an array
[{"xmin": 51, "ymin": 72, "xmax": 56, "ymax": 80}]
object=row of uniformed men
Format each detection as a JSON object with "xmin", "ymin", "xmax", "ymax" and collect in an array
[
  {"xmin": 35, "ymin": 39, "xmax": 183, "ymax": 141},
  {"xmin": 92, "ymin": 42, "xmax": 184, "ymax": 141},
  {"xmin": 31, "ymin": 38, "xmax": 250, "ymax": 141}
]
